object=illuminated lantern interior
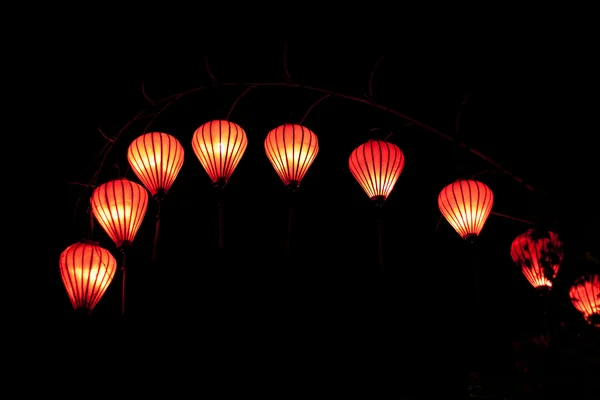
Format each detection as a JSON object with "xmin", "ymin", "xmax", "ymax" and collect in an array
[
  {"xmin": 127, "ymin": 132, "xmax": 184, "ymax": 198},
  {"xmin": 348, "ymin": 139, "xmax": 405, "ymax": 201},
  {"xmin": 510, "ymin": 229, "xmax": 563, "ymax": 289},
  {"xmin": 264, "ymin": 123, "xmax": 319, "ymax": 189},
  {"xmin": 192, "ymin": 120, "xmax": 248, "ymax": 185},
  {"xmin": 438, "ymin": 179, "xmax": 494, "ymax": 240},
  {"xmin": 90, "ymin": 179, "xmax": 149, "ymax": 249},
  {"xmin": 59, "ymin": 241, "xmax": 117, "ymax": 311},
  {"xmin": 570, "ymin": 274, "xmax": 600, "ymax": 327}
]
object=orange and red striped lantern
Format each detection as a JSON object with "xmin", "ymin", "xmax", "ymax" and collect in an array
[
  {"xmin": 90, "ymin": 179, "xmax": 149, "ymax": 249},
  {"xmin": 569, "ymin": 274, "xmax": 600, "ymax": 328},
  {"xmin": 59, "ymin": 241, "xmax": 117, "ymax": 312},
  {"xmin": 438, "ymin": 180, "xmax": 494, "ymax": 240},
  {"xmin": 348, "ymin": 139, "xmax": 405, "ymax": 201},
  {"xmin": 510, "ymin": 229, "xmax": 563, "ymax": 289},
  {"xmin": 264, "ymin": 124, "xmax": 319, "ymax": 189},
  {"xmin": 127, "ymin": 132, "xmax": 184, "ymax": 198}
]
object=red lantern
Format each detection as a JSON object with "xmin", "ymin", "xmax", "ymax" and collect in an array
[
  {"xmin": 59, "ymin": 241, "xmax": 117, "ymax": 312},
  {"xmin": 90, "ymin": 179, "xmax": 149, "ymax": 249},
  {"xmin": 264, "ymin": 124, "xmax": 319, "ymax": 189},
  {"xmin": 348, "ymin": 139, "xmax": 405, "ymax": 202},
  {"xmin": 569, "ymin": 274, "xmax": 600, "ymax": 327},
  {"xmin": 510, "ymin": 229, "xmax": 563, "ymax": 289},
  {"xmin": 192, "ymin": 120, "xmax": 248, "ymax": 186},
  {"xmin": 438, "ymin": 180, "xmax": 494, "ymax": 240},
  {"xmin": 127, "ymin": 132, "xmax": 184, "ymax": 199}
]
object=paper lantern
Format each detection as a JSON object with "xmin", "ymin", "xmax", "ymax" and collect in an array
[
  {"xmin": 349, "ymin": 139, "xmax": 405, "ymax": 201},
  {"xmin": 438, "ymin": 180, "xmax": 494, "ymax": 240},
  {"xmin": 59, "ymin": 241, "xmax": 117, "ymax": 312},
  {"xmin": 510, "ymin": 229, "xmax": 563, "ymax": 289},
  {"xmin": 570, "ymin": 274, "xmax": 600, "ymax": 327},
  {"xmin": 264, "ymin": 123, "xmax": 319, "ymax": 189},
  {"xmin": 90, "ymin": 179, "xmax": 149, "ymax": 249},
  {"xmin": 127, "ymin": 132, "xmax": 184, "ymax": 198},
  {"xmin": 192, "ymin": 120, "xmax": 248, "ymax": 186}
]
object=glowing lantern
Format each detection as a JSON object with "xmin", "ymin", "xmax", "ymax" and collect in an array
[
  {"xmin": 127, "ymin": 132, "xmax": 184, "ymax": 199},
  {"xmin": 569, "ymin": 274, "xmax": 600, "ymax": 327},
  {"xmin": 192, "ymin": 120, "xmax": 248, "ymax": 187},
  {"xmin": 264, "ymin": 123, "xmax": 319, "ymax": 190},
  {"xmin": 90, "ymin": 179, "xmax": 149, "ymax": 250},
  {"xmin": 348, "ymin": 139, "xmax": 405, "ymax": 202},
  {"xmin": 510, "ymin": 229, "xmax": 564, "ymax": 290},
  {"xmin": 59, "ymin": 241, "xmax": 117, "ymax": 312},
  {"xmin": 438, "ymin": 179, "xmax": 494, "ymax": 241}
]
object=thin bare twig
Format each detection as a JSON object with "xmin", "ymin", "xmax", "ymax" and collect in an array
[
  {"xmin": 68, "ymin": 182, "xmax": 96, "ymax": 188},
  {"xmin": 384, "ymin": 132, "xmax": 394, "ymax": 141},
  {"xmin": 141, "ymin": 82, "xmax": 155, "ymax": 105},
  {"xmin": 205, "ymin": 56, "xmax": 218, "ymax": 84},
  {"xmin": 368, "ymin": 56, "xmax": 385, "ymax": 99},
  {"xmin": 490, "ymin": 211, "xmax": 535, "ymax": 225},
  {"xmin": 456, "ymin": 85, "xmax": 478, "ymax": 134},
  {"xmin": 227, "ymin": 85, "xmax": 257, "ymax": 120},
  {"xmin": 300, "ymin": 94, "xmax": 331, "ymax": 124},
  {"xmin": 98, "ymin": 127, "xmax": 114, "ymax": 142},
  {"xmin": 283, "ymin": 41, "xmax": 292, "ymax": 82}
]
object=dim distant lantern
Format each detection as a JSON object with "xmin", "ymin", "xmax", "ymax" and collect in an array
[
  {"xmin": 510, "ymin": 229, "xmax": 564, "ymax": 290},
  {"xmin": 438, "ymin": 179, "xmax": 494, "ymax": 241},
  {"xmin": 348, "ymin": 139, "xmax": 405, "ymax": 201},
  {"xmin": 59, "ymin": 241, "xmax": 117, "ymax": 312},
  {"xmin": 90, "ymin": 179, "xmax": 149, "ymax": 249},
  {"xmin": 569, "ymin": 274, "xmax": 600, "ymax": 327},
  {"xmin": 192, "ymin": 120, "xmax": 248, "ymax": 186},
  {"xmin": 127, "ymin": 132, "xmax": 184, "ymax": 199},
  {"xmin": 264, "ymin": 123, "xmax": 319, "ymax": 189}
]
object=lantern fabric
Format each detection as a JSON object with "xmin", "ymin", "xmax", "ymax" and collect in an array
[
  {"xmin": 127, "ymin": 132, "xmax": 184, "ymax": 197},
  {"xmin": 438, "ymin": 179, "xmax": 494, "ymax": 240},
  {"xmin": 569, "ymin": 274, "xmax": 600, "ymax": 327},
  {"xmin": 264, "ymin": 124, "xmax": 319, "ymax": 187},
  {"xmin": 510, "ymin": 229, "xmax": 563, "ymax": 289},
  {"xmin": 192, "ymin": 120, "xmax": 248, "ymax": 184},
  {"xmin": 348, "ymin": 139, "xmax": 405, "ymax": 201},
  {"xmin": 90, "ymin": 179, "xmax": 149, "ymax": 249},
  {"xmin": 59, "ymin": 241, "xmax": 117, "ymax": 311}
]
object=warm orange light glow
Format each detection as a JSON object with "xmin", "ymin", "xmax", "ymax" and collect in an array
[
  {"xmin": 510, "ymin": 229, "xmax": 563, "ymax": 289},
  {"xmin": 192, "ymin": 120, "xmax": 248, "ymax": 184},
  {"xmin": 59, "ymin": 241, "xmax": 117, "ymax": 311},
  {"xmin": 90, "ymin": 179, "xmax": 149, "ymax": 249},
  {"xmin": 569, "ymin": 274, "xmax": 600, "ymax": 327},
  {"xmin": 127, "ymin": 132, "xmax": 184, "ymax": 197},
  {"xmin": 348, "ymin": 139, "xmax": 405, "ymax": 201},
  {"xmin": 438, "ymin": 180, "xmax": 494, "ymax": 240},
  {"xmin": 264, "ymin": 124, "xmax": 319, "ymax": 188}
]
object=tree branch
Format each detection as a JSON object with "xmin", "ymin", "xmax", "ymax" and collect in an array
[
  {"xmin": 205, "ymin": 56, "xmax": 218, "ymax": 84},
  {"xmin": 227, "ymin": 85, "xmax": 257, "ymax": 120},
  {"xmin": 75, "ymin": 80, "xmax": 535, "ymax": 220},
  {"xmin": 283, "ymin": 41, "xmax": 292, "ymax": 82},
  {"xmin": 300, "ymin": 94, "xmax": 331, "ymax": 124},
  {"xmin": 141, "ymin": 81, "xmax": 155, "ymax": 105}
]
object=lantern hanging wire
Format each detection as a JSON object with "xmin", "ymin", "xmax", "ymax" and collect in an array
[
  {"xmin": 348, "ymin": 139, "xmax": 405, "ymax": 266},
  {"xmin": 192, "ymin": 120, "xmax": 248, "ymax": 249},
  {"xmin": 264, "ymin": 123, "xmax": 319, "ymax": 252},
  {"xmin": 127, "ymin": 132, "xmax": 185, "ymax": 262}
]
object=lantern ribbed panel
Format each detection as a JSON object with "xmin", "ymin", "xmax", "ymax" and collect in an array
[
  {"xmin": 264, "ymin": 124, "xmax": 319, "ymax": 186},
  {"xmin": 59, "ymin": 242, "xmax": 117, "ymax": 311},
  {"xmin": 192, "ymin": 120, "xmax": 248, "ymax": 184},
  {"xmin": 90, "ymin": 179, "xmax": 149, "ymax": 248},
  {"xmin": 348, "ymin": 140, "xmax": 405, "ymax": 200},
  {"xmin": 438, "ymin": 180, "xmax": 494, "ymax": 239},
  {"xmin": 127, "ymin": 132, "xmax": 184, "ymax": 196},
  {"xmin": 569, "ymin": 274, "xmax": 600, "ymax": 326},
  {"xmin": 510, "ymin": 229, "xmax": 563, "ymax": 289}
]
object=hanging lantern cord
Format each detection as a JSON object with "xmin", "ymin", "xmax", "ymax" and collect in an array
[
  {"xmin": 214, "ymin": 179, "xmax": 226, "ymax": 249},
  {"xmin": 285, "ymin": 181, "xmax": 299, "ymax": 252},
  {"xmin": 374, "ymin": 197, "xmax": 385, "ymax": 266},
  {"xmin": 152, "ymin": 191, "xmax": 165, "ymax": 262},
  {"xmin": 118, "ymin": 246, "xmax": 129, "ymax": 316},
  {"xmin": 468, "ymin": 237, "xmax": 480, "ymax": 306}
]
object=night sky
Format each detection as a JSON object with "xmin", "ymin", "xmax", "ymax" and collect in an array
[{"xmin": 37, "ymin": 28, "xmax": 598, "ymax": 395}]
